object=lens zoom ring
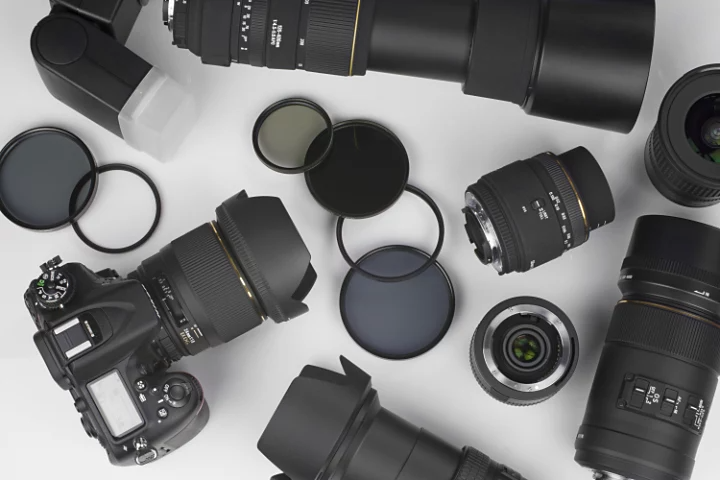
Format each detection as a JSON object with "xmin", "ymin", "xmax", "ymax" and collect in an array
[
  {"xmin": 537, "ymin": 155, "xmax": 586, "ymax": 247},
  {"xmin": 173, "ymin": 224, "xmax": 262, "ymax": 344},
  {"xmin": 453, "ymin": 447, "xmax": 492, "ymax": 480},
  {"xmin": 646, "ymin": 126, "xmax": 720, "ymax": 206},
  {"xmin": 249, "ymin": 0, "xmax": 269, "ymax": 67},
  {"xmin": 608, "ymin": 302, "xmax": 720, "ymax": 374},
  {"xmin": 622, "ymin": 256, "xmax": 720, "ymax": 288},
  {"xmin": 305, "ymin": 0, "xmax": 358, "ymax": 76},
  {"xmin": 473, "ymin": 182, "xmax": 519, "ymax": 272}
]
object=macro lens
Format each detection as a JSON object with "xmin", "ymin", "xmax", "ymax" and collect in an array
[
  {"xmin": 471, "ymin": 297, "xmax": 579, "ymax": 406},
  {"xmin": 162, "ymin": 0, "xmax": 655, "ymax": 133},
  {"xmin": 259, "ymin": 357, "xmax": 529, "ymax": 480},
  {"xmin": 645, "ymin": 65, "xmax": 720, "ymax": 207},
  {"xmin": 132, "ymin": 191, "xmax": 316, "ymax": 357},
  {"xmin": 463, "ymin": 147, "xmax": 615, "ymax": 275},
  {"xmin": 575, "ymin": 216, "xmax": 720, "ymax": 480}
]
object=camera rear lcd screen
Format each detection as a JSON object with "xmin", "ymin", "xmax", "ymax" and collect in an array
[{"xmin": 88, "ymin": 371, "xmax": 143, "ymax": 438}]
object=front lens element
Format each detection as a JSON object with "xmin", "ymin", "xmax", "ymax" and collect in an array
[
  {"xmin": 471, "ymin": 297, "xmax": 579, "ymax": 406},
  {"xmin": 463, "ymin": 147, "xmax": 615, "ymax": 275},
  {"xmin": 575, "ymin": 215, "xmax": 720, "ymax": 480}
]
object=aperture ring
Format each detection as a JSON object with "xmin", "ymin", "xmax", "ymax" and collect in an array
[
  {"xmin": 471, "ymin": 182, "xmax": 518, "ymax": 273},
  {"xmin": 608, "ymin": 301, "xmax": 720, "ymax": 375},
  {"xmin": 305, "ymin": 0, "xmax": 358, "ymax": 75},
  {"xmin": 537, "ymin": 154, "xmax": 587, "ymax": 248}
]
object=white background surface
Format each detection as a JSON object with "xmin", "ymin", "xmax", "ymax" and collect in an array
[{"xmin": 1, "ymin": 1, "xmax": 719, "ymax": 479}]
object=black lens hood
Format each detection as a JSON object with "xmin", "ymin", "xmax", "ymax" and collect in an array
[
  {"xmin": 523, "ymin": 0, "xmax": 656, "ymax": 133},
  {"xmin": 258, "ymin": 357, "xmax": 375, "ymax": 480},
  {"xmin": 216, "ymin": 191, "xmax": 317, "ymax": 323}
]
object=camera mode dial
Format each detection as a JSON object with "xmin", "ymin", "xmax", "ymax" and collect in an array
[{"xmin": 33, "ymin": 257, "xmax": 74, "ymax": 310}]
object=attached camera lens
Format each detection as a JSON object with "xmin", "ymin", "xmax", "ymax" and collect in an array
[
  {"xmin": 471, "ymin": 297, "xmax": 579, "ymax": 406},
  {"xmin": 576, "ymin": 215, "xmax": 720, "ymax": 480},
  {"xmin": 645, "ymin": 65, "xmax": 720, "ymax": 206},
  {"xmin": 133, "ymin": 191, "xmax": 316, "ymax": 358},
  {"xmin": 464, "ymin": 147, "xmax": 615, "ymax": 275}
]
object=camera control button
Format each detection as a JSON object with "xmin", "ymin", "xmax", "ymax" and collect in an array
[
  {"xmin": 135, "ymin": 448, "xmax": 158, "ymax": 466},
  {"xmin": 157, "ymin": 407, "xmax": 169, "ymax": 419},
  {"xmin": 135, "ymin": 379, "xmax": 148, "ymax": 392},
  {"xmin": 164, "ymin": 381, "xmax": 191, "ymax": 408}
]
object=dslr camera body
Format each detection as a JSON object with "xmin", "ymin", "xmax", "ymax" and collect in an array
[
  {"xmin": 24, "ymin": 191, "xmax": 317, "ymax": 466},
  {"xmin": 26, "ymin": 257, "xmax": 207, "ymax": 466}
]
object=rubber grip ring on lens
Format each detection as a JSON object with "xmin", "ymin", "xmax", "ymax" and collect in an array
[
  {"xmin": 70, "ymin": 164, "xmax": 162, "ymax": 254},
  {"xmin": 336, "ymin": 185, "xmax": 445, "ymax": 283},
  {"xmin": 252, "ymin": 98, "xmax": 335, "ymax": 174}
]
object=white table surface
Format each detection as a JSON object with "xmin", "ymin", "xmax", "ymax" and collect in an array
[{"xmin": 2, "ymin": 0, "xmax": 719, "ymax": 479}]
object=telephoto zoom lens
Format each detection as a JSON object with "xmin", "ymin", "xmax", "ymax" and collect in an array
[
  {"xmin": 259, "ymin": 357, "xmax": 529, "ymax": 480},
  {"xmin": 575, "ymin": 216, "xmax": 720, "ymax": 480},
  {"xmin": 132, "ymin": 191, "xmax": 317, "ymax": 358},
  {"xmin": 463, "ymin": 147, "xmax": 615, "ymax": 275},
  {"xmin": 645, "ymin": 65, "xmax": 720, "ymax": 207},
  {"xmin": 471, "ymin": 297, "xmax": 579, "ymax": 406},
  {"xmin": 162, "ymin": 0, "xmax": 655, "ymax": 133}
]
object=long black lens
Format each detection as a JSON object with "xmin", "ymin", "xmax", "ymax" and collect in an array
[
  {"xmin": 258, "ymin": 357, "xmax": 528, "ymax": 480},
  {"xmin": 575, "ymin": 216, "xmax": 720, "ymax": 480},
  {"xmin": 133, "ymin": 191, "xmax": 316, "ymax": 357},
  {"xmin": 645, "ymin": 65, "xmax": 720, "ymax": 207},
  {"xmin": 163, "ymin": 0, "xmax": 655, "ymax": 133},
  {"xmin": 463, "ymin": 147, "xmax": 615, "ymax": 275}
]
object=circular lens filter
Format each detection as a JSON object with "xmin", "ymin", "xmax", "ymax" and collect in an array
[
  {"xmin": 305, "ymin": 120, "xmax": 409, "ymax": 218},
  {"xmin": 71, "ymin": 164, "xmax": 162, "ymax": 254},
  {"xmin": 0, "ymin": 127, "xmax": 98, "ymax": 230},
  {"xmin": 336, "ymin": 185, "xmax": 445, "ymax": 282},
  {"xmin": 340, "ymin": 246, "xmax": 455, "ymax": 360},
  {"xmin": 253, "ymin": 98, "xmax": 334, "ymax": 174}
]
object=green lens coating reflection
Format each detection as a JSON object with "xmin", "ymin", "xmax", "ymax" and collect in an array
[{"xmin": 512, "ymin": 334, "xmax": 541, "ymax": 362}]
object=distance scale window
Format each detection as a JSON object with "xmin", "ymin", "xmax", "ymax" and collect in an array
[{"xmin": 619, "ymin": 374, "xmax": 708, "ymax": 434}]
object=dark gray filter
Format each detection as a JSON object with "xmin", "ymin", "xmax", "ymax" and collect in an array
[
  {"xmin": 0, "ymin": 129, "xmax": 96, "ymax": 229},
  {"xmin": 340, "ymin": 246, "xmax": 454, "ymax": 359}
]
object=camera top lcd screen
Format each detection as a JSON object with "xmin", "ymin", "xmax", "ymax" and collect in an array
[{"xmin": 88, "ymin": 370, "xmax": 144, "ymax": 438}]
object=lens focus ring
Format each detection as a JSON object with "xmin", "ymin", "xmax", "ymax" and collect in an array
[
  {"xmin": 608, "ymin": 302, "xmax": 720, "ymax": 375},
  {"xmin": 646, "ymin": 125, "xmax": 720, "ymax": 207},
  {"xmin": 305, "ymin": 0, "xmax": 359, "ymax": 76}
]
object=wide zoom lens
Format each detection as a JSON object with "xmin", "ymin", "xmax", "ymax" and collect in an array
[
  {"xmin": 258, "ymin": 357, "xmax": 529, "ymax": 480},
  {"xmin": 164, "ymin": 0, "xmax": 655, "ymax": 132},
  {"xmin": 463, "ymin": 147, "xmax": 615, "ymax": 275},
  {"xmin": 133, "ymin": 191, "xmax": 316, "ymax": 357},
  {"xmin": 645, "ymin": 65, "xmax": 720, "ymax": 207},
  {"xmin": 575, "ymin": 216, "xmax": 720, "ymax": 480}
]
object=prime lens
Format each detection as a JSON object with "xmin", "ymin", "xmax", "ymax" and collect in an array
[
  {"xmin": 163, "ymin": 0, "xmax": 655, "ymax": 133},
  {"xmin": 463, "ymin": 147, "xmax": 615, "ymax": 275},
  {"xmin": 133, "ymin": 191, "xmax": 316, "ymax": 357},
  {"xmin": 646, "ymin": 65, "xmax": 720, "ymax": 207},
  {"xmin": 259, "ymin": 357, "xmax": 528, "ymax": 480},
  {"xmin": 575, "ymin": 216, "xmax": 720, "ymax": 480}
]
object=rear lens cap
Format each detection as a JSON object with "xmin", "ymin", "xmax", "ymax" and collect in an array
[
  {"xmin": 340, "ymin": 246, "xmax": 455, "ymax": 360},
  {"xmin": 0, "ymin": 127, "xmax": 98, "ymax": 230}
]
